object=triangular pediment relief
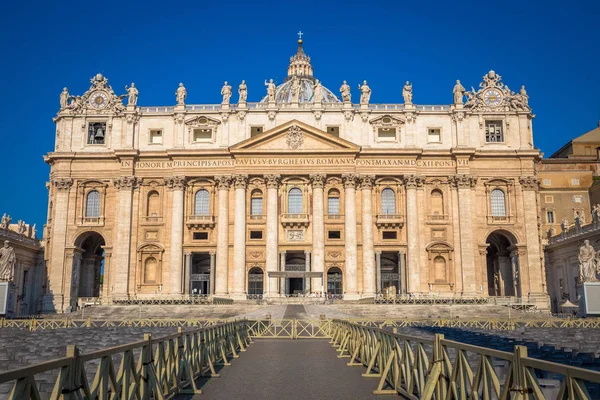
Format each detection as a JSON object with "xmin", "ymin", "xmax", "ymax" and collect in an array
[
  {"xmin": 185, "ymin": 115, "xmax": 221, "ymax": 126},
  {"xmin": 369, "ymin": 115, "xmax": 405, "ymax": 126},
  {"xmin": 230, "ymin": 120, "xmax": 360, "ymax": 154}
]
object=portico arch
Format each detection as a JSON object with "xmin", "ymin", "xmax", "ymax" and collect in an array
[
  {"xmin": 327, "ymin": 266, "xmax": 343, "ymax": 295},
  {"xmin": 71, "ymin": 231, "xmax": 106, "ymax": 308},
  {"xmin": 485, "ymin": 230, "xmax": 520, "ymax": 297}
]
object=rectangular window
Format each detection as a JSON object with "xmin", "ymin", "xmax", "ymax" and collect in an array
[
  {"xmin": 377, "ymin": 128, "xmax": 396, "ymax": 142},
  {"xmin": 193, "ymin": 232, "xmax": 208, "ymax": 240},
  {"xmin": 251, "ymin": 197, "xmax": 263, "ymax": 215},
  {"xmin": 485, "ymin": 120, "xmax": 503, "ymax": 143},
  {"xmin": 427, "ymin": 128, "xmax": 441, "ymax": 143},
  {"xmin": 149, "ymin": 129, "xmax": 163, "ymax": 144},
  {"xmin": 328, "ymin": 197, "xmax": 340, "ymax": 215},
  {"xmin": 543, "ymin": 179, "xmax": 551, "ymax": 186},
  {"xmin": 250, "ymin": 231, "xmax": 263, "ymax": 240},
  {"xmin": 573, "ymin": 195, "xmax": 583, "ymax": 203},
  {"xmin": 193, "ymin": 128, "xmax": 212, "ymax": 142},
  {"xmin": 251, "ymin": 126, "xmax": 263, "ymax": 137},
  {"xmin": 547, "ymin": 211, "xmax": 555, "ymax": 223},
  {"xmin": 327, "ymin": 126, "xmax": 340, "ymax": 137},
  {"xmin": 88, "ymin": 122, "xmax": 106, "ymax": 145},
  {"xmin": 571, "ymin": 178, "xmax": 580, "ymax": 186},
  {"xmin": 382, "ymin": 231, "xmax": 397, "ymax": 240},
  {"xmin": 544, "ymin": 196, "xmax": 554, "ymax": 204},
  {"xmin": 328, "ymin": 230, "xmax": 341, "ymax": 240}
]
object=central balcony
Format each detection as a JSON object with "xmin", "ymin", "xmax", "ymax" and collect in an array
[
  {"xmin": 186, "ymin": 215, "xmax": 215, "ymax": 229},
  {"xmin": 376, "ymin": 214, "xmax": 404, "ymax": 228},
  {"xmin": 281, "ymin": 213, "xmax": 310, "ymax": 228}
]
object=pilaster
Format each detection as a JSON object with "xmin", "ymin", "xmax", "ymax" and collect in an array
[
  {"xmin": 403, "ymin": 174, "xmax": 424, "ymax": 293},
  {"xmin": 342, "ymin": 174, "xmax": 359, "ymax": 299},
  {"xmin": 359, "ymin": 175, "xmax": 376, "ymax": 297},
  {"xmin": 265, "ymin": 174, "xmax": 281, "ymax": 297},
  {"xmin": 112, "ymin": 176, "xmax": 139, "ymax": 296},
  {"xmin": 519, "ymin": 176, "xmax": 544, "ymax": 295},
  {"xmin": 309, "ymin": 173, "xmax": 326, "ymax": 294},
  {"xmin": 214, "ymin": 175, "xmax": 231, "ymax": 296},
  {"xmin": 232, "ymin": 174, "xmax": 248, "ymax": 300},
  {"xmin": 165, "ymin": 176, "xmax": 186, "ymax": 294}
]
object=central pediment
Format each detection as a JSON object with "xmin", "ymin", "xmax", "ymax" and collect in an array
[{"xmin": 229, "ymin": 120, "xmax": 360, "ymax": 154}]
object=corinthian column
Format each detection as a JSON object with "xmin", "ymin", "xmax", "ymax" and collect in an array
[
  {"xmin": 450, "ymin": 174, "xmax": 477, "ymax": 295},
  {"xmin": 342, "ymin": 174, "xmax": 359, "ymax": 300},
  {"xmin": 214, "ymin": 176, "xmax": 231, "ymax": 296},
  {"xmin": 519, "ymin": 176, "xmax": 543, "ymax": 295},
  {"xmin": 264, "ymin": 174, "xmax": 280, "ymax": 297},
  {"xmin": 403, "ymin": 174, "xmax": 424, "ymax": 293},
  {"xmin": 360, "ymin": 175, "xmax": 376, "ymax": 297},
  {"xmin": 232, "ymin": 174, "xmax": 248, "ymax": 300},
  {"xmin": 113, "ymin": 176, "xmax": 139, "ymax": 296},
  {"xmin": 165, "ymin": 176, "xmax": 186, "ymax": 294},
  {"xmin": 309, "ymin": 173, "xmax": 326, "ymax": 294}
]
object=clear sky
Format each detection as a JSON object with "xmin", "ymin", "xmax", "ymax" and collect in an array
[{"xmin": 0, "ymin": 0, "xmax": 599, "ymax": 232}]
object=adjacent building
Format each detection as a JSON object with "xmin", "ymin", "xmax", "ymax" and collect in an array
[{"xmin": 44, "ymin": 38, "xmax": 548, "ymax": 312}]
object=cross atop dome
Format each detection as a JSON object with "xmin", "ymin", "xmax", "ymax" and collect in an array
[{"xmin": 287, "ymin": 32, "xmax": 313, "ymax": 81}]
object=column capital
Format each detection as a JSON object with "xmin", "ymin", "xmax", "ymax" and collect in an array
[
  {"xmin": 304, "ymin": 249, "xmax": 311, "ymax": 255},
  {"xmin": 375, "ymin": 250, "xmax": 382, "ymax": 255},
  {"xmin": 280, "ymin": 250, "xmax": 287, "ymax": 255},
  {"xmin": 358, "ymin": 174, "xmax": 376, "ymax": 190},
  {"xmin": 209, "ymin": 250, "xmax": 217, "ymax": 256},
  {"xmin": 114, "ymin": 176, "xmax": 140, "ymax": 190},
  {"xmin": 402, "ymin": 174, "xmax": 425, "ymax": 189},
  {"xmin": 264, "ymin": 174, "xmax": 281, "ymax": 189},
  {"xmin": 342, "ymin": 174, "xmax": 358, "ymax": 189},
  {"xmin": 214, "ymin": 175, "xmax": 232, "ymax": 190},
  {"xmin": 519, "ymin": 176, "xmax": 540, "ymax": 191},
  {"xmin": 233, "ymin": 174, "xmax": 249, "ymax": 189},
  {"xmin": 184, "ymin": 252, "xmax": 192, "ymax": 257},
  {"xmin": 52, "ymin": 177, "xmax": 73, "ymax": 191},
  {"xmin": 164, "ymin": 175, "xmax": 187, "ymax": 190},
  {"xmin": 448, "ymin": 174, "xmax": 477, "ymax": 189},
  {"xmin": 309, "ymin": 173, "xmax": 327, "ymax": 188}
]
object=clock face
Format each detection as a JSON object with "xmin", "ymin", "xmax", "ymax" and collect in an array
[
  {"xmin": 483, "ymin": 89, "xmax": 502, "ymax": 107},
  {"xmin": 89, "ymin": 91, "xmax": 109, "ymax": 109}
]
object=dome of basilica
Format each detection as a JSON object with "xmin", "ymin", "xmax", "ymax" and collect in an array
[{"xmin": 260, "ymin": 38, "xmax": 341, "ymax": 104}]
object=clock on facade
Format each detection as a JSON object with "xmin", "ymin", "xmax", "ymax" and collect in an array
[
  {"xmin": 483, "ymin": 89, "xmax": 502, "ymax": 107},
  {"xmin": 89, "ymin": 91, "xmax": 109, "ymax": 109}
]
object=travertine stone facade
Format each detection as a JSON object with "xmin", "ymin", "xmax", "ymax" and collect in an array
[{"xmin": 44, "ymin": 39, "xmax": 548, "ymax": 312}]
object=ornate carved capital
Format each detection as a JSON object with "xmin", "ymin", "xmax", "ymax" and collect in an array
[
  {"xmin": 264, "ymin": 174, "xmax": 281, "ymax": 189},
  {"xmin": 403, "ymin": 174, "xmax": 425, "ymax": 189},
  {"xmin": 233, "ymin": 174, "xmax": 248, "ymax": 189},
  {"xmin": 359, "ymin": 174, "xmax": 376, "ymax": 190},
  {"xmin": 449, "ymin": 174, "xmax": 477, "ymax": 189},
  {"xmin": 52, "ymin": 178, "xmax": 73, "ymax": 191},
  {"xmin": 214, "ymin": 175, "xmax": 231, "ymax": 190},
  {"xmin": 174, "ymin": 113, "xmax": 185, "ymax": 124},
  {"xmin": 113, "ymin": 176, "xmax": 139, "ymax": 190},
  {"xmin": 125, "ymin": 112, "xmax": 140, "ymax": 125},
  {"xmin": 519, "ymin": 176, "xmax": 540, "ymax": 191},
  {"xmin": 342, "ymin": 174, "xmax": 358, "ymax": 189},
  {"xmin": 309, "ymin": 173, "xmax": 327, "ymax": 189},
  {"xmin": 164, "ymin": 176, "xmax": 187, "ymax": 190}
]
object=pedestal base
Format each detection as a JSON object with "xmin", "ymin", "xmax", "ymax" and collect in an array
[{"xmin": 578, "ymin": 282, "xmax": 600, "ymax": 317}]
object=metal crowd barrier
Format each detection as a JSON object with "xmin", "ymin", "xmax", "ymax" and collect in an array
[
  {"xmin": 330, "ymin": 319, "xmax": 600, "ymax": 399},
  {"xmin": 0, "ymin": 320, "xmax": 251, "ymax": 400}
]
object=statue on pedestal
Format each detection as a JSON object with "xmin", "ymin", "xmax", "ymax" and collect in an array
[
  {"xmin": 518, "ymin": 85, "xmax": 529, "ymax": 107},
  {"xmin": 0, "ymin": 241, "xmax": 16, "ymax": 282},
  {"xmin": 17, "ymin": 220, "xmax": 26, "ymax": 235},
  {"xmin": 592, "ymin": 204, "xmax": 600, "ymax": 225},
  {"xmin": 340, "ymin": 80, "xmax": 351, "ymax": 103},
  {"xmin": 125, "ymin": 83, "xmax": 138, "ymax": 106},
  {"xmin": 578, "ymin": 240, "xmax": 599, "ymax": 283},
  {"xmin": 31, "ymin": 224, "xmax": 37, "ymax": 239},
  {"xmin": 265, "ymin": 79, "xmax": 276, "ymax": 103},
  {"xmin": 60, "ymin": 88, "xmax": 70, "ymax": 109},
  {"xmin": 312, "ymin": 79, "xmax": 323, "ymax": 104},
  {"xmin": 175, "ymin": 83, "xmax": 187, "ymax": 105},
  {"xmin": 575, "ymin": 212, "xmax": 583, "ymax": 231},
  {"xmin": 453, "ymin": 80, "xmax": 465, "ymax": 105},
  {"xmin": 221, "ymin": 81, "xmax": 232, "ymax": 105},
  {"xmin": 0, "ymin": 214, "xmax": 9, "ymax": 229},
  {"xmin": 402, "ymin": 81, "xmax": 413, "ymax": 104},
  {"xmin": 561, "ymin": 217, "xmax": 569, "ymax": 233},
  {"xmin": 358, "ymin": 80, "xmax": 371, "ymax": 105},
  {"xmin": 238, "ymin": 80, "xmax": 247, "ymax": 103}
]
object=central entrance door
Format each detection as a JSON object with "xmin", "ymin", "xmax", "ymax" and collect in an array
[
  {"xmin": 289, "ymin": 278, "xmax": 304, "ymax": 294},
  {"xmin": 190, "ymin": 253, "xmax": 211, "ymax": 295},
  {"xmin": 285, "ymin": 251, "xmax": 306, "ymax": 295}
]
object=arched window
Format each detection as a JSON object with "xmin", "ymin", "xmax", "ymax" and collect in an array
[
  {"xmin": 251, "ymin": 190, "xmax": 263, "ymax": 216},
  {"xmin": 327, "ymin": 267, "xmax": 343, "ymax": 295},
  {"xmin": 248, "ymin": 267, "xmax": 264, "ymax": 295},
  {"xmin": 85, "ymin": 190, "xmax": 100, "ymax": 217},
  {"xmin": 381, "ymin": 188, "xmax": 396, "ymax": 214},
  {"xmin": 328, "ymin": 189, "xmax": 340, "ymax": 215},
  {"xmin": 491, "ymin": 189, "xmax": 506, "ymax": 217},
  {"xmin": 144, "ymin": 257, "xmax": 158, "ymax": 284},
  {"xmin": 288, "ymin": 188, "xmax": 303, "ymax": 214},
  {"xmin": 434, "ymin": 256, "xmax": 447, "ymax": 282},
  {"xmin": 194, "ymin": 189, "xmax": 210, "ymax": 215},
  {"xmin": 431, "ymin": 189, "xmax": 444, "ymax": 215},
  {"xmin": 147, "ymin": 191, "xmax": 160, "ymax": 217}
]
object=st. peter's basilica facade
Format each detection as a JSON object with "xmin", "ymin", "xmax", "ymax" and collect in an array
[{"xmin": 44, "ymin": 38, "xmax": 547, "ymax": 312}]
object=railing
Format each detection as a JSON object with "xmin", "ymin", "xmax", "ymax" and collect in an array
[
  {"xmin": 330, "ymin": 319, "xmax": 600, "ymax": 398},
  {"xmin": 78, "ymin": 216, "xmax": 104, "ymax": 226},
  {"xmin": 185, "ymin": 215, "xmax": 215, "ymax": 228},
  {"xmin": 140, "ymin": 215, "xmax": 163, "ymax": 224},
  {"xmin": 281, "ymin": 213, "xmax": 310, "ymax": 227},
  {"xmin": 487, "ymin": 215, "xmax": 515, "ymax": 224},
  {"xmin": 109, "ymin": 295, "xmax": 219, "ymax": 305},
  {"xmin": 376, "ymin": 214, "xmax": 404, "ymax": 227},
  {"xmin": 427, "ymin": 214, "xmax": 449, "ymax": 222},
  {"xmin": 247, "ymin": 319, "xmax": 333, "ymax": 339},
  {"xmin": 0, "ymin": 320, "xmax": 251, "ymax": 399},
  {"xmin": 548, "ymin": 221, "xmax": 600, "ymax": 244},
  {"xmin": 324, "ymin": 214, "xmax": 344, "ymax": 221}
]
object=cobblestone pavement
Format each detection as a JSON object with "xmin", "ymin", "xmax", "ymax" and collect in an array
[{"xmin": 176, "ymin": 339, "xmax": 390, "ymax": 400}]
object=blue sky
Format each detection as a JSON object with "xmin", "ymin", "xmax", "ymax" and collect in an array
[{"xmin": 0, "ymin": 0, "xmax": 599, "ymax": 232}]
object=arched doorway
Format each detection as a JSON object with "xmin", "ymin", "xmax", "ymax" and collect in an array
[
  {"xmin": 380, "ymin": 253, "xmax": 400, "ymax": 296},
  {"xmin": 485, "ymin": 231, "xmax": 519, "ymax": 297},
  {"xmin": 190, "ymin": 253, "xmax": 211, "ymax": 295},
  {"xmin": 327, "ymin": 267, "xmax": 343, "ymax": 296},
  {"xmin": 248, "ymin": 267, "xmax": 264, "ymax": 297},
  {"xmin": 72, "ymin": 232, "xmax": 106, "ymax": 307}
]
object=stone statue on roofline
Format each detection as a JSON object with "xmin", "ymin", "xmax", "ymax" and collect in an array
[
  {"xmin": 221, "ymin": 81, "xmax": 232, "ymax": 105},
  {"xmin": 0, "ymin": 240, "xmax": 16, "ymax": 282},
  {"xmin": 561, "ymin": 217, "xmax": 569, "ymax": 233},
  {"xmin": 578, "ymin": 240, "xmax": 599, "ymax": 283},
  {"xmin": 125, "ymin": 83, "xmax": 138, "ymax": 106},
  {"xmin": 238, "ymin": 80, "xmax": 247, "ymax": 103},
  {"xmin": 402, "ymin": 81, "xmax": 413, "ymax": 104},
  {"xmin": 59, "ymin": 87, "xmax": 70, "ymax": 109},
  {"xmin": 312, "ymin": 79, "xmax": 323, "ymax": 104},
  {"xmin": 265, "ymin": 79, "xmax": 276, "ymax": 102},
  {"xmin": 290, "ymin": 76, "xmax": 301, "ymax": 103},
  {"xmin": 358, "ymin": 80, "xmax": 371, "ymax": 105},
  {"xmin": 175, "ymin": 83, "xmax": 187, "ymax": 105},
  {"xmin": 453, "ymin": 80, "xmax": 465, "ymax": 105},
  {"xmin": 592, "ymin": 204, "xmax": 600, "ymax": 225},
  {"xmin": 339, "ymin": 80, "xmax": 351, "ymax": 103}
]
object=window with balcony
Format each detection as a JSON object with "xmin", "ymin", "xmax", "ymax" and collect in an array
[
  {"xmin": 288, "ymin": 188, "xmax": 303, "ymax": 214},
  {"xmin": 381, "ymin": 188, "xmax": 396, "ymax": 214},
  {"xmin": 328, "ymin": 189, "xmax": 340, "ymax": 215},
  {"xmin": 85, "ymin": 190, "xmax": 100, "ymax": 218},
  {"xmin": 194, "ymin": 189, "xmax": 210, "ymax": 215},
  {"xmin": 491, "ymin": 189, "xmax": 506, "ymax": 217},
  {"xmin": 485, "ymin": 120, "xmax": 503, "ymax": 143}
]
